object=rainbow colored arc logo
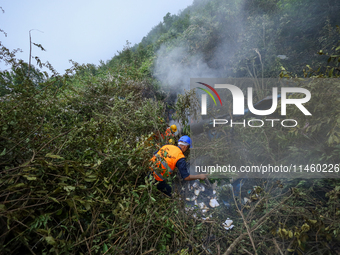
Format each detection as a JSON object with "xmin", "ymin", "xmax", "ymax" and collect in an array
[{"xmin": 197, "ymin": 82, "xmax": 223, "ymax": 106}]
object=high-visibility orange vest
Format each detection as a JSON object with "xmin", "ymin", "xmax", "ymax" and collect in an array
[{"xmin": 150, "ymin": 145, "xmax": 185, "ymax": 181}]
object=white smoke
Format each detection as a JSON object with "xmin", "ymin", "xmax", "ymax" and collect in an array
[{"xmin": 154, "ymin": 45, "xmax": 224, "ymax": 92}]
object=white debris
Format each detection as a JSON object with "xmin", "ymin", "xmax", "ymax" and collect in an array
[
  {"xmin": 244, "ymin": 197, "xmax": 251, "ymax": 204},
  {"xmin": 201, "ymin": 209, "xmax": 209, "ymax": 214},
  {"xmin": 209, "ymin": 198, "xmax": 220, "ymax": 208},
  {"xmin": 194, "ymin": 189, "xmax": 200, "ymax": 196},
  {"xmin": 213, "ymin": 190, "xmax": 216, "ymax": 195},
  {"xmin": 220, "ymin": 184, "xmax": 233, "ymax": 191},
  {"xmin": 277, "ymin": 55, "xmax": 288, "ymax": 60},
  {"xmin": 199, "ymin": 185, "xmax": 205, "ymax": 192},
  {"xmin": 194, "ymin": 200, "xmax": 198, "ymax": 206},
  {"xmin": 192, "ymin": 182, "xmax": 199, "ymax": 188},
  {"xmin": 186, "ymin": 196, "xmax": 197, "ymax": 201},
  {"xmin": 202, "ymin": 214, "xmax": 212, "ymax": 220},
  {"xmin": 185, "ymin": 207, "xmax": 194, "ymax": 212},
  {"xmin": 222, "ymin": 218, "xmax": 234, "ymax": 230},
  {"xmin": 198, "ymin": 202, "xmax": 208, "ymax": 210}
]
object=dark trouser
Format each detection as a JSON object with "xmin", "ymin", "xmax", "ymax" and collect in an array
[{"xmin": 156, "ymin": 180, "xmax": 172, "ymax": 197}]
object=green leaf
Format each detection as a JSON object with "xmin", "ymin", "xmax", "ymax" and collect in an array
[
  {"xmin": 49, "ymin": 197, "xmax": 60, "ymax": 204},
  {"xmin": 0, "ymin": 204, "xmax": 6, "ymax": 212},
  {"xmin": 86, "ymin": 174, "xmax": 97, "ymax": 178},
  {"xmin": 36, "ymin": 229, "xmax": 49, "ymax": 235},
  {"xmin": 0, "ymin": 148, "xmax": 6, "ymax": 156},
  {"xmin": 23, "ymin": 175, "xmax": 37, "ymax": 181},
  {"xmin": 8, "ymin": 183, "xmax": 25, "ymax": 189},
  {"xmin": 329, "ymin": 68, "xmax": 334, "ymax": 77},
  {"xmin": 19, "ymin": 161, "xmax": 30, "ymax": 167},
  {"xmin": 103, "ymin": 243, "xmax": 108, "ymax": 253},
  {"xmin": 45, "ymin": 236, "xmax": 56, "ymax": 245},
  {"xmin": 63, "ymin": 186, "xmax": 75, "ymax": 192},
  {"xmin": 84, "ymin": 178, "xmax": 96, "ymax": 182},
  {"xmin": 85, "ymin": 202, "xmax": 91, "ymax": 210},
  {"xmin": 45, "ymin": 153, "xmax": 64, "ymax": 159},
  {"xmin": 288, "ymin": 230, "xmax": 293, "ymax": 238}
]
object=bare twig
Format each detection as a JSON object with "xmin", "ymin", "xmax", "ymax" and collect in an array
[
  {"xmin": 102, "ymin": 236, "xmax": 121, "ymax": 255},
  {"xmin": 72, "ymin": 199, "xmax": 92, "ymax": 255},
  {"xmin": 37, "ymin": 127, "xmax": 76, "ymax": 154},
  {"xmin": 273, "ymin": 238, "xmax": 284, "ymax": 255},
  {"xmin": 243, "ymin": 248, "xmax": 253, "ymax": 255},
  {"xmin": 223, "ymin": 193, "xmax": 293, "ymax": 255},
  {"xmin": 141, "ymin": 249, "xmax": 156, "ymax": 255},
  {"xmin": 28, "ymin": 29, "xmax": 44, "ymax": 76},
  {"xmin": 73, "ymin": 229, "xmax": 125, "ymax": 247},
  {"xmin": 232, "ymin": 185, "xmax": 258, "ymax": 255}
]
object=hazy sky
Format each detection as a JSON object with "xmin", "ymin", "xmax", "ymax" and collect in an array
[{"xmin": 0, "ymin": 0, "xmax": 193, "ymax": 74}]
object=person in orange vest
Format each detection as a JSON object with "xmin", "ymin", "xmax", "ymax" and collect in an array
[
  {"xmin": 150, "ymin": 135, "xmax": 208, "ymax": 197},
  {"xmin": 147, "ymin": 124, "xmax": 177, "ymax": 147},
  {"xmin": 163, "ymin": 124, "xmax": 177, "ymax": 145}
]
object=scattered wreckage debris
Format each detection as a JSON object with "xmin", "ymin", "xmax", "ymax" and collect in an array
[
  {"xmin": 222, "ymin": 218, "xmax": 234, "ymax": 230},
  {"xmin": 183, "ymin": 179, "xmax": 257, "ymax": 226}
]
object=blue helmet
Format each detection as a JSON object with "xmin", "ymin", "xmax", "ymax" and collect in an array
[{"xmin": 178, "ymin": 135, "xmax": 192, "ymax": 148}]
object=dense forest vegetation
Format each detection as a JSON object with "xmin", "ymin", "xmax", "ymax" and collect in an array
[{"xmin": 1, "ymin": 0, "xmax": 340, "ymax": 254}]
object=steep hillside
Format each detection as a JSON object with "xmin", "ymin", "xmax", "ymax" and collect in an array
[{"xmin": 1, "ymin": 0, "xmax": 340, "ymax": 254}]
